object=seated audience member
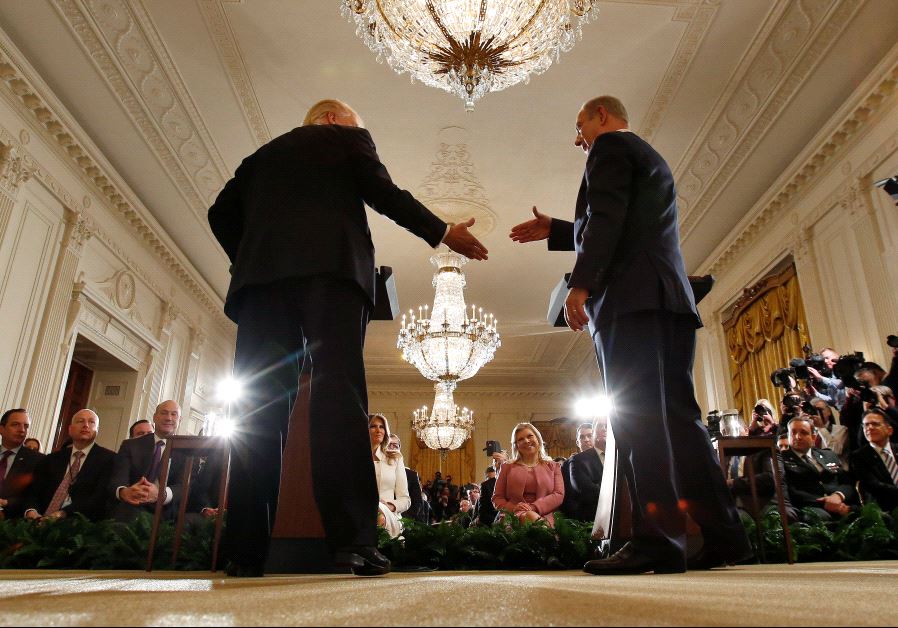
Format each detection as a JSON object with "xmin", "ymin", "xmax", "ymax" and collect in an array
[
  {"xmin": 23, "ymin": 438, "xmax": 41, "ymax": 453},
  {"xmin": 493, "ymin": 423, "xmax": 564, "ymax": 526},
  {"xmin": 727, "ymin": 432, "xmax": 797, "ymax": 522},
  {"xmin": 777, "ymin": 429, "xmax": 790, "ymax": 453},
  {"xmin": 24, "ymin": 409, "xmax": 115, "ymax": 522},
  {"xmin": 0, "ymin": 408, "xmax": 43, "ymax": 518},
  {"xmin": 387, "ymin": 434, "xmax": 425, "ymax": 524},
  {"xmin": 561, "ymin": 422, "xmax": 594, "ymax": 518},
  {"xmin": 568, "ymin": 416, "xmax": 607, "ymax": 522},
  {"xmin": 368, "ymin": 414, "xmax": 409, "ymax": 538},
  {"xmin": 849, "ymin": 408, "xmax": 898, "ymax": 512},
  {"xmin": 467, "ymin": 485, "xmax": 481, "ymax": 507},
  {"xmin": 808, "ymin": 397, "xmax": 848, "ymax": 468},
  {"xmin": 748, "ymin": 399, "xmax": 778, "ymax": 437},
  {"xmin": 474, "ymin": 464, "xmax": 499, "ymax": 526},
  {"xmin": 782, "ymin": 416, "xmax": 856, "ymax": 521},
  {"xmin": 843, "ymin": 363, "xmax": 890, "ymax": 450},
  {"xmin": 433, "ymin": 486, "xmax": 457, "ymax": 521},
  {"xmin": 110, "ymin": 400, "xmax": 188, "ymax": 522},
  {"xmin": 128, "ymin": 419, "xmax": 154, "ymax": 440}
]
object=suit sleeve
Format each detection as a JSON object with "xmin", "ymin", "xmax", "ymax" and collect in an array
[
  {"xmin": 208, "ymin": 157, "xmax": 251, "ymax": 262},
  {"xmin": 407, "ymin": 470, "xmax": 423, "ymax": 521},
  {"xmin": 532, "ymin": 463, "xmax": 565, "ymax": 516},
  {"xmin": 547, "ymin": 218, "xmax": 575, "ymax": 251},
  {"xmin": 109, "ymin": 440, "xmax": 132, "ymax": 501},
  {"xmin": 851, "ymin": 450, "xmax": 898, "ymax": 503},
  {"xmin": 492, "ymin": 463, "xmax": 512, "ymax": 512},
  {"xmin": 348, "ymin": 129, "xmax": 447, "ymax": 247},
  {"xmin": 387, "ymin": 458, "xmax": 411, "ymax": 515},
  {"xmin": 568, "ymin": 135, "xmax": 634, "ymax": 291},
  {"xmin": 23, "ymin": 454, "xmax": 52, "ymax": 515},
  {"xmin": 570, "ymin": 455, "xmax": 601, "ymax": 502}
]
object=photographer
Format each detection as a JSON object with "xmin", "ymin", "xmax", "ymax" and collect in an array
[
  {"xmin": 777, "ymin": 391, "xmax": 804, "ymax": 430},
  {"xmin": 748, "ymin": 399, "xmax": 778, "ymax": 437},
  {"xmin": 805, "ymin": 348, "xmax": 846, "ymax": 411},
  {"xmin": 841, "ymin": 362, "xmax": 888, "ymax": 452},
  {"xmin": 807, "ymin": 397, "xmax": 848, "ymax": 469}
]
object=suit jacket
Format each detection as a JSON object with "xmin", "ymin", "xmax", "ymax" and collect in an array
[
  {"xmin": 404, "ymin": 467, "xmax": 424, "ymax": 523},
  {"xmin": 559, "ymin": 455, "xmax": 577, "ymax": 518},
  {"xmin": 850, "ymin": 444, "xmax": 898, "ymax": 512},
  {"xmin": 109, "ymin": 434, "xmax": 187, "ymax": 510},
  {"xmin": 493, "ymin": 460, "xmax": 564, "ymax": 525},
  {"xmin": 25, "ymin": 444, "xmax": 115, "ymax": 521},
  {"xmin": 547, "ymin": 131, "xmax": 699, "ymax": 327},
  {"xmin": 569, "ymin": 448, "xmax": 604, "ymax": 521},
  {"xmin": 781, "ymin": 447, "xmax": 856, "ymax": 509},
  {"xmin": 475, "ymin": 476, "xmax": 498, "ymax": 526},
  {"xmin": 0, "ymin": 446, "xmax": 43, "ymax": 518},
  {"xmin": 208, "ymin": 124, "xmax": 448, "ymax": 322}
]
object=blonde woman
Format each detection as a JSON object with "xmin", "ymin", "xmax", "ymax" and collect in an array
[
  {"xmin": 492, "ymin": 422, "xmax": 564, "ymax": 526},
  {"xmin": 368, "ymin": 413, "xmax": 410, "ymax": 538}
]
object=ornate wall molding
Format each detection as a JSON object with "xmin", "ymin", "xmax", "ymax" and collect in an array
[
  {"xmin": 0, "ymin": 142, "xmax": 34, "ymax": 195},
  {"xmin": 638, "ymin": 0, "xmax": 721, "ymax": 141},
  {"xmin": 196, "ymin": 0, "xmax": 270, "ymax": 147},
  {"xmin": 52, "ymin": 0, "xmax": 227, "ymax": 215},
  {"xmin": 675, "ymin": 0, "xmax": 863, "ymax": 241},
  {"xmin": 0, "ymin": 36, "xmax": 233, "ymax": 331}
]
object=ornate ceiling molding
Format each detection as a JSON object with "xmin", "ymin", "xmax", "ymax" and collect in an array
[
  {"xmin": 52, "ymin": 0, "xmax": 228, "ymax": 215},
  {"xmin": 196, "ymin": 0, "xmax": 270, "ymax": 147},
  {"xmin": 675, "ymin": 0, "xmax": 864, "ymax": 241},
  {"xmin": 698, "ymin": 47, "xmax": 898, "ymax": 279},
  {"xmin": 417, "ymin": 127, "xmax": 497, "ymax": 239},
  {"xmin": 0, "ymin": 35, "xmax": 233, "ymax": 332},
  {"xmin": 636, "ymin": 0, "xmax": 721, "ymax": 141}
]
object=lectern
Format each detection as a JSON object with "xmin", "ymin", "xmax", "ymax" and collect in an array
[{"xmin": 265, "ymin": 266, "xmax": 398, "ymax": 573}]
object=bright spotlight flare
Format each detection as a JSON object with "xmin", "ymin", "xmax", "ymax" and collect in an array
[
  {"xmin": 576, "ymin": 395, "xmax": 612, "ymax": 419},
  {"xmin": 216, "ymin": 377, "xmax": 244, "ymax": 405}
]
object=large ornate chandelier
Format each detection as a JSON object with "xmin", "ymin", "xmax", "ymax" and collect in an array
[
  {"xmin": 399, "ymin": 249, "xmax": 500, "ymax": 451},
  {"xmin": 342, "ymin": 0, "xmax": 597, "ymax": 111},
  {"xmin": 412, "ymin": 382, "xmax": 474, "ymax": 451}
]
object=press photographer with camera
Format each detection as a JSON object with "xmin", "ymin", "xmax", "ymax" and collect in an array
[
  {"xmin": 748, "ymin": 399, "xmax": 778, "ymax": 437},
  {"xmin": 884, "ymin": 335, "xmax": 898, "ymax": 394},
  {"xmin": 807, "ymin": 397, "xmax": 849, "ymax": 469},
  {"xmin": 804, "ymin": 348, "xmax": 846, "ymax": 410}
]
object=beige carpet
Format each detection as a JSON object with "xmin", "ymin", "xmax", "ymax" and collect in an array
[{"xmin": 1, "ymin": 562, "xmax": 897, "ymax": 626}]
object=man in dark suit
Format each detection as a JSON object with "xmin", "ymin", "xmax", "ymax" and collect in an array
[
  {"xmin": 569, "ymin": 420, "xmax": 606, "ymax": 522},
  {"xmin": 782, "ymin": 416, "xmax": 856, "ymax": 520},
  {"xmin": 0, "ymin": 408, "xmax": 43, "ymax": 519},
  {"xmin": 474, "ymin": 465, "xmax": 499, "ymax": 526},
  {"xmin": 849, "ymin": 408, "xmax": 898, "ymax": 512},
  {"xmin": 388, "ymin": 434, "xmax": 424, "ymax": 523},
  {"xmin": 109, "ymin": 400, "xmax": 187, "ymax": 523},
  {"xmin": 207, "ymin": 99, "xmax": 487, "ymax": 577},
  {"xmin": 510, "ymin": 96, "xmax": 749, "ymax": 574},
  {"xmin": 561, "ymin": 422, "xmax": 594, "ymax": 519},
  {"xmin": 24, "ymin": 409, "xmax": 114, "ymax": 522}
]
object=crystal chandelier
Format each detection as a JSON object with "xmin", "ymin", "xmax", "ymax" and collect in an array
[
  {"xmin": 412, "ymin": 381, "xmax": 474, "ymax": 451},
  {"xmin": 398, "ymin": 249, "xmax": 500, "ymax": 383},
  {"xmin": 341, "ymin": 0, "xmax": 597, "ymax": 111}
]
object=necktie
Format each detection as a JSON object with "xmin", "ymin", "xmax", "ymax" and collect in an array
[
  {"xmin": 45, "ymin": 451, "xmax": 84, "ymax": 516},
  {"xmin": 883, "ymin": 448, "xmax": 898, "ymax": 487},
  {"xmin": 0, "ymin": 450, "xmax": 14, "ymax": 492},
  {"xmin": 806, "ymin": 453, "xmax": 824, "ymax": 473},
  {"xmin": 146, "ymin": 440, "xmax": 165, "ymax": 482}
]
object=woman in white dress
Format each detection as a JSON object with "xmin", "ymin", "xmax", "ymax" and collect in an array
[{"xmin": 368, "ymin": 413, "xmax": 410, "ymax": 538}]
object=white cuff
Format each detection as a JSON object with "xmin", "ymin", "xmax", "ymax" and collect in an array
[
  {"xmin": 164, "ymin": 486, "xmax": 173, "ymax": 506},
  {"xmin": 438, "ymin": 224, "xmax": 450, "ymax": 246}
]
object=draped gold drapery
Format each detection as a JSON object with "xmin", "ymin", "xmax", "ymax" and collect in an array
[
  {"xmin": 531, "ymin": 420, "xmax": 578, "ymax": 459},
  {"xmin": 722, "ymin": 264, "xmax": 810, "ymax": 421},
  {"xmin": 407, "ymin": 437, "xmax": 477, "ymax": 486}
]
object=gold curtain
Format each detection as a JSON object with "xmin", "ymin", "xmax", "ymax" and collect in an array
[
  {"xmin": 407, "ymin": 437, "xmax": 477, "ymax": 486},
  {"xmin": 722, "ymin": 264, "xmax": 810, "ymax": 421},
  {"xmin": 532, "ymin": 420, "xmax": 578, "ymax": 459}
]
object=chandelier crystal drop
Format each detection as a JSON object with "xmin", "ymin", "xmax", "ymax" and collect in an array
[
  {"xmin": 341, "ymin": 0, "xmax": 597, "ymax": 111},
  {"xmin": 397, "ymin": 249, "xmax": 500, "ymax": 383},
  {"xmin": 413, "ymin": 381, "xmax": 474, "ymax": 451}
]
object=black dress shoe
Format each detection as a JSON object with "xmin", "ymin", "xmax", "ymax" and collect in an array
[
  {"xmin": 225, "ymin": 561, "xmax": 265, "ymax": 578},
  {"xmin": 583, "ymin": 542, "xmax": 685, "ymax": 576},
  {"xmin": 334, "ymin": 545, "xmax": 391, "ymax": 576},
  {"xmin": 687, "ymin": 544, "xmax": 755, "ymax": 570}
]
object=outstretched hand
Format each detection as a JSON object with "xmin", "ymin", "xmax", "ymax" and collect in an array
[
  {"xmin": 509, "ymin": 206, "xmax": 552, "ymax": 243},
  {"xmin": 444, "ymin": 218, "xmax": 489, "ymax": 260}
]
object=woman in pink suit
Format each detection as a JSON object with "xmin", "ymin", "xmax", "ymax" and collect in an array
[{"xmin": 492, "ymin": 422, "xmax": 565, "ymax": 526}]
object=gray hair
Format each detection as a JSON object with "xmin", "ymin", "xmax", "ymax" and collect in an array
[{"xmin": 582, "ymin": 95, "xmax": 629, "ymax": 123}]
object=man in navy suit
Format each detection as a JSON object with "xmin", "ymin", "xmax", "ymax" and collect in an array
[
  {"xmin": 208, "ymin": 99, "xmax": 487, "ymax": 577},
  {"xmin": 849, "ymin": 408, "xmax": 897, "ymax": 512},
  {"xmin": 0, "ymin": 408, "xmax": 43, "ymax": 519},
  {"xmin": 24, "ymin": 409, "xmax": 115, "ymax": 522},
  {"xmin": 511, "ymin": 96, "xmax": 749, "ymax": 574}
]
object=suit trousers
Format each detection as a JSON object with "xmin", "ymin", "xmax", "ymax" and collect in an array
[
  {"xmin": 225, "ymin": 276, "xmax": 378, "ymax": 565},
  {"xmin": 593, "ymin": 309, "xmax": 745, "ymax": 565}
]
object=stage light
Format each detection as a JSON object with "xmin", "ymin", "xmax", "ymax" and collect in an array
[
  {"xmin": 216, "ymin": 377, "xmax": 244, "ymax": 404},
  {"xmin": 575, "ymin": 395, "xmax": 612, "ymax": 419},
  {"xmin": 214, "ymin": 417, "xmax": 236, "ymax": 438}
]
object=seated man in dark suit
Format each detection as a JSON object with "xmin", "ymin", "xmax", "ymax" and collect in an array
[
  {"xmin": 24, "ymin": 409, "xmax": 115, "ymax": 522},
  {"xmin": 569, "ymin": 416, "xmax": 607, "ymax": 522},
  {"xmin": 109, "ymin": 400, "xmax": 187, "ymax": 522},
  {"xmin": 727, "ymin": 430, "xmax": 798, "ymax": 523},
  {"xmin": 850, "ymin": 408, "xmax": 898, "ymax": 512},
  {"xmin": 782, "ymin": 416, "xmax": 856, "ymax": 521},
  {"xmin": 0, "ymin": 408, "xmax": 43, "ymax": 518},
  {"xmin": 560, "ymin": 422, "xmax": 594, "ymax": 519},
  {"xmin": 388, "ymin": 435, "xmax": 424, "ymax": 523}
]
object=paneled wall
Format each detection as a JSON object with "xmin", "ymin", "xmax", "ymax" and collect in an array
[
  {"xmin": 0, "ymin": 36, "xmax": 236, "ymax": 451},
  {"xmin": 693, "ymin": 49, "xmax": 898, "ymax": 417}
]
